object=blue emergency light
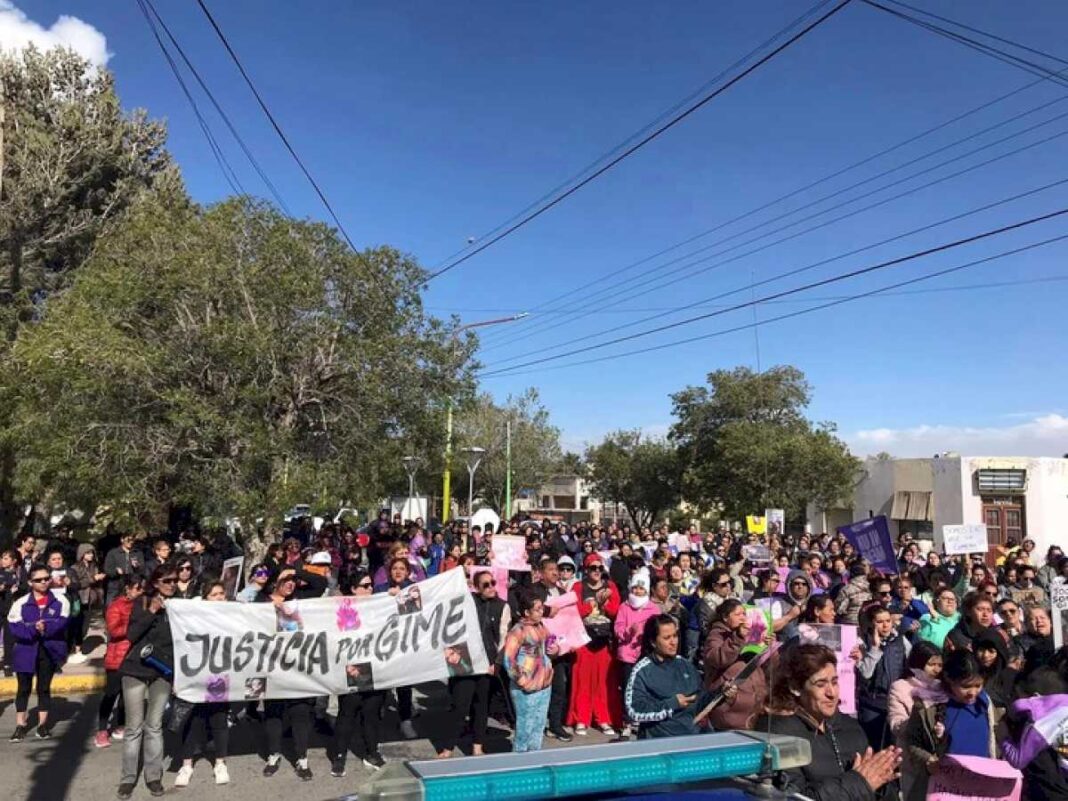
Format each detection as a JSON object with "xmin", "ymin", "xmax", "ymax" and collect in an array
[{"xmin": 357, "ymin": 731, "xmax": 811, "ymax": 801}]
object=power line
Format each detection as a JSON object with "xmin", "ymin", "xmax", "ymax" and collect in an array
[
  {"xmin": 142, "ymin": 0, "xmax": 292, "ymax": 215},
  {"xmin": 479, "ymin": 11, "xmax": 1068, "ymax": 350},
  {"xmin": 479, "ymin": 204, "xmax": 1068, "ymax": 375},
  {"xmin": 424, "ymin": 0, "xmax": 855, "ymax": 281},
  {"xmin": 193, "ymin": 0, "xmax": 359, "ymax": 253},
  {"xmin": 135, "ymin": 0, "xmax": 245, "ymax": 197},
  {"xmin": 482, "ymin": 234, "xmax": 1068, "ymax": 379}
]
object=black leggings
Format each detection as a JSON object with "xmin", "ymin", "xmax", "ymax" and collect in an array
[
  {"xmin": 15, "ymin": 648, "xmax": 57, "ymax": 714},
  {"xmin": 264, "ymin": 698, "xmax": 313, "ymax": 759},
  {"xmin": 440, "ymin": 675, "xmax": 490, "ymax": 751},
  {"xmin": 396, "ymin": 685, "xmax": 413, "ymax": 720},
  {"xmin": 98, "ymin": 670, "xmax": 126, "ymax": 730},
  {"xmin": 333, "ymin": 690, "xmax": 385, "ymax": 760},
  {"xmin": 182, "ymin": 702, "xmax": 230, "ymax": 760}
]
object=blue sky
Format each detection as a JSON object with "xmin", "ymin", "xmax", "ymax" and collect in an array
[{"xmin": 9, "ymin": 0, "xmax": 1068, "ymax": 457}]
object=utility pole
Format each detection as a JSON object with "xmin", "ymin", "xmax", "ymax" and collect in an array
[
  {"xmin": 441, "ymin": 312, "xmax": 527, "ymax": 523},
  {"xmin": 505, "ymin": 418, "xmax": 512, "ymax": 520}
]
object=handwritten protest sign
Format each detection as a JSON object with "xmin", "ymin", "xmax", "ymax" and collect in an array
[
  {"xmin": 799, "ymin": 623, "xmax": 858, "ymax": 715},
  {"xmin": 942, "ymin": 524, "xmax": 989, "ymax": 556},
  {"xmin": 220, "ymin": 556, "xmax": 243, "ymax": 601},
  {"xmin": 764, "ymin": 509, "xmax": 785, "ymax": 538},
  {"xmin": 927, "ymin": 754, "xmax": 1022, "ymax": 801},
  {"xmin": 168, "ymin": 568, "xmax": 488, "ymax": 702},
  {"xmin": 490, "ymin": 534, "xmax": 530, "ymax": 572},
  {"xmin": 544, "ymin": 592, "xmax": 591, "ymax": 655},
  {"xmin": 837, "ymin": 516, "xmax": 897, "ymax": 575},
  {"xmin": 1053, "ymin": 584, "xmax": 1068, "ymax": 650}
]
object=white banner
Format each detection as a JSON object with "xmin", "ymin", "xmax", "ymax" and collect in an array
[
  {"xmin": 764, "ymin": 509, "xmax": 785, "ymax": 538},
  {"xmin": 167, "ymin": 567, "xmax": 489, "ymax": 702},
  {"xmin": 942, "ymin": 524, "xmax": 989, "ymax": 556}
]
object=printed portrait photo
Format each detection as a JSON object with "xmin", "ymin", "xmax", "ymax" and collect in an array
[
  {"xmin": 396, "ymin": 585, "xmax": 423, "ymax": 616},
  {"xmin": 444, "ymin": 643, "xmax": 474, "ymax": 677},
  {"xmin": 345, "ymin": 662, "xmax": 374, "ymax": 693},
  {"xmin": 275, "ymin": 600, "xmax": 304, "ymax": 632},
  {"xmin": 244, "ymin": 676, "xmax": 267, "ymax": 700}
]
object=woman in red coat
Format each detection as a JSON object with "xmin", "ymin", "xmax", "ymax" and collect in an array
[
  {"xmin": 567, "ymin": 554, "xmax": 623, "ymax": 736},
  {"xmin": 95, "ymin": 576, "xmax": 144, "ymax": 748}
]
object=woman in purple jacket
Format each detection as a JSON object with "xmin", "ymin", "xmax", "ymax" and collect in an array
[{"xmin": 7, "ymin": 563, "xmax": 69, "ymax": 741}]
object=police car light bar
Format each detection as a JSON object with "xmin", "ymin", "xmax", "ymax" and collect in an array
[{"xmin": 358, "ymin": 731, "xmax": 811, "ymax": 801}]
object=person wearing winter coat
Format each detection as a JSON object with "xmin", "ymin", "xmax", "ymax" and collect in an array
[
  {"xmin": 614, "ymin": 570, "xmax": 659, "ymax": 738},
  {"xmin": 944, "ymin": 593, "xmax": 999, "ymax": 653},
  {"xmin": 886, "ymin": 641, "xmax": 944, "ymax": 799},
  {"xmin": 854, "ymin": 604, "xmax": 913, "ymax": 750},
  {"xmin": 702, "ymin": 600, "xmax": 770, "ymax": 731},
  {"xmin": 502, "ymin": 591, "xmax": 556, "ymax": 753},
  {"xmin": 7, "ymin": 564, "xmax": 70, "ymax": 741},
  {"xmin": 999, "ymin": 667, "xmax": 1068, "ymax": 801},
  {"xmin": 103, "ymin": 533, "xmax": 144, "ymax": 605},
  {"xmin": 759, "ymin": 644, "xmax": 902, "ymax": 801},
  {"xmin": 625, "ymin": 614, "xmax": 713, "ymax": 739},
  {"xmin": 916, "ymin": 588, "xmax": 962, "ymax": 650},
  {"xmin": 777, "ymin": 569, "xmax": 813, "ymax": 641},
  {"xmin": 691, "ymin": 568, "xmax": 735, "ymax": 656},
  {"xmin": 568, "ymin": 553, "xmax": 622, "ymax": 736},
  {"xmin": 834, "ymin": 562, "xmax": 872, "ymax": 625},
  {"xmin": 96, "ymin": 575, "xmax": 146, "ymax": 748}
]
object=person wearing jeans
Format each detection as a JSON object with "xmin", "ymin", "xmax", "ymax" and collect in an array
[
  {"xmin": 117, "ymin": 565, "xmax": 176, "ymax": 799},
  {"xmin": 503, "ymin": 591, "xmax": 556, "ymax": 753}
]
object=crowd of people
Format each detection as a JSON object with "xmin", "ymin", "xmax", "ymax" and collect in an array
[{"xmin": 2, "ymin": 513, "xmax": 1067, "ymax": 801}]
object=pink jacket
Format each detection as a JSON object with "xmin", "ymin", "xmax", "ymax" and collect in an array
[
  {"xmin": 614, "ymin": 600, "xmax": 659, "ymax": 664},
  {"xmin": 887, "ymin": 671, "xmax": 945, "ymax": 743}
]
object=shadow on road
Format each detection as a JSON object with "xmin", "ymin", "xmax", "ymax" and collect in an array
[{"xmin": 24, "ymin": 696, "xmax": 95, "ymax": 801}]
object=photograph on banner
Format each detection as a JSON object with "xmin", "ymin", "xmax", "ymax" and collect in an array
[
  {"xmin": 926, "ymin": 754, "xmax": 1022, "ymax": 801},
  {"xmin": 941, "ymin": 524, "xmax": 989, "ymax": 557},
  {"xmin": 489, "ymin": 534, "xmax": 530, "ymax": 571},
  {"xmin": 220, "ymin": 556, "xmax": 244, "ymax": 601},
  {"xmin": 836, "ymin": 516, "xmax": 897, "ymax": 575},
  {"xmin": 1053, "ymin": 584, "xmax": 1068, "ymax": 650},
  {"xmin": 764, "ymin": 509, "xmax": 785, "ymax": 539},
  {"xmin": 543, "ymin": 592, "xmax": 591, "ymax": 655},
  {"xmin": 742, "ymin": 544, "xmax": 773, "ymax": 564},
  {"xmin": 740, "ymin": 606, "xmax": 773, "ymax": 656},
  {"xmin": 167, "ymin": 568, "xmax": 490, "ymax": 702},
  {"xmin": 798, "ymin": 623, "xmax": 858, "ymax": 715},
  {"xmin": 745, "ymin": 515, "xmax": 766, "ymax": 536}
]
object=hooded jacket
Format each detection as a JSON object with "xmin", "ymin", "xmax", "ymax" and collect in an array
[
  {"xmin": 779, "ymin": 569, "xmax": 813, "ymax": 641},
  {"xmin": 104, "ymin": 595, "xmax": 137, "ymax": 671},
  {"xmin": 6, "ymin": 590, "xmax": 69, "ymax": 673},
  {"xmin": 625, "ymin": 652, "xmax": 711, "ymax": 739},
  {"xmin": 615, "ymin": 598, "xmax": 660, "ymax": 664}
]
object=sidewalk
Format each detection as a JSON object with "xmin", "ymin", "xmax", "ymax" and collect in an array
[{"xmin": 0, "ymin": 622, "xmax": 107, "ymax": 698}]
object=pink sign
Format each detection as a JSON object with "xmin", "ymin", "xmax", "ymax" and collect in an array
[
  {"xmin": 927, "ymin": 754, "xmax": 1022, "ymax": 801},
  {"xmin": 544, "ymin": 592, "xmax": 591, "ymax": 655},
  {"xmin": 490, "ymin": 534, "xmax": 530, "ymax": 572}
]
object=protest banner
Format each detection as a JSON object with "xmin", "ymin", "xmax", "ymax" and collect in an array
[
  {"xmin": 764, "ymin": 509, "xmax": 785, "ymax": 539},
  {"xmin": 490, "ymin": 534, "xmax": 530, "ymax": 572},
  {"xmin": 798, "ymin": 623, "xmax": 858, "ymax": 715},
  {"xmin": 740, "ymin": 606, "xmax": 773, "ymax": 656},
  {"xmin": 837, "ymin": 516, "xmax": 897, "ymax": 575},
  {"xmin": 926, "ymin": 754, "xmax": 1022, "ymax": 801},
  {"xmin": 640, "ymin": 543, "xmax": 657, "ymax": 561},
  {"xmin": 742, "ymin": 544, "xmax": 773, "ymax": 564},
  {"xmin": 1053, "ymin": 584, "xmax": 1068, "ymax": 650},
  {"xmin": 168, "ymin": 567, "xmax": 489, "ymax": 702},
  {"xmin": 219, "ymin": 557, "xmax": 244, "ymax": 601},
  {"xmin": 942, "ymin": 524, "xmax": 989, "ymax": 557},
  {"xmin": 776, "ymin": 566, "xmax": 790, "ymax": 593},
  {"xmin": 745, "ymin": 516, "xmax": 766, "ymax": 536},
  {"xmin": 544, "ymin": 592, "xmax": 592, "ymax": 655}
]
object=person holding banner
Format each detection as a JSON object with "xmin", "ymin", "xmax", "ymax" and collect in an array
[{"xmin": 701, "ymin": 600, "xmax": 769, "ymax": 731}]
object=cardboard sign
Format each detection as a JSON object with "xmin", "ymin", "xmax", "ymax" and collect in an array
[
  {"xmin": 927, "ymin": 754, "xmax": 1022, "ymax": 801},
  {"xmin": 837, "ymin": 516, "xmax": 897, "ymax": 575},
  {"xmin": 490, "ymin": 534, "xmax": 530, "ymax": 572},
  {"xmin": 764, "ymin": 509, "xmax": 785, "ymax": 538},
  {"xmin": 745, "ymin": 516, "xmax": 766, "ymax": 536},
  {"xmin": 220, "ymin": 556, "xmax": 244, "ymax": 601},
  {"xmin": 543, "ymin": 592, "xmax": 591, "ymax": 655},
  {"xmin": 942, "ymin": 524, "xmax": 989, "ymax": 556}
]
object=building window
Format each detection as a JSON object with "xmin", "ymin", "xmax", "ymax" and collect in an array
[
  {"xmin": 541, "ymin": 495, "xmax": 550, "ymax": 508},
  {"xmin": 976, "ymin": 469, "xmax": 1027, "ymax": 494}
]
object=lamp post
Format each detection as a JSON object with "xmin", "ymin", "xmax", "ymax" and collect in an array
[
  {"xmin": 441, "ymin": 312, "xmax": 527, "ymax": 523},
  {"xmin": 461, "ymin": 446, "xmax": 485, "ymax": 518},
  {"xmin": 401, "ymin": 455, "xmax": 419, "ymax": 521}
]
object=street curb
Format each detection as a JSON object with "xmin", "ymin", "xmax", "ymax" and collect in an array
[{"xmin": 0, "ymin": 672, "xmax": 106, "ymax": 699}]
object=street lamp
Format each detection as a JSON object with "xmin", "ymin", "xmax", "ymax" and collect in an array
[
  {"xmin": 441, "ymin": 312, "xmax": 528, "ymax": 522},
  {"xmin": 401, "ymin": 455, "xmax": 419, "ymax": 521},
  {"xmin": 461, "ymin": 446, "xmax": 485, "ymax": 518}
]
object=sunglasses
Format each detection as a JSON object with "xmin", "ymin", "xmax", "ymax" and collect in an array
[
  {"xmin": 479, "ymin": 580, "xmax": 497, "ymax": 589},
  {"xmin": 30, "ymin": 576, "xmax": 50, "ymax": 584},
  {"xmin": 357, "ymin": 581, "xmax": 373, "ymax": 589},
  {"xmin": 587, "ymin": 565, "xmax": 604, "ymax": 571},
  {"xmin": 560, "ymin": 566, "xmax": 575, "ymax": 571},
  {"xmin": 158, "ymin": 578, "xmax": 177, "ymax": 585},
  {"xmin": 716, "ymin": 581, "xmax": 732, "ymax": 588},
  {"xmin": 253, "ymin": 571, "xmax": 270, "ymax": 579},
  {"xmin": 178, "ymin": 565, "xmax": 193, "ymax": 572}
]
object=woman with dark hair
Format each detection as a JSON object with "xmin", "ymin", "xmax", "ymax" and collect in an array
[
  {"xmin": 568, "ymin": 553, "xmax": 622, "ymax": 736},
  {"xmin": 7, "ymin": 563, "xmax": 69, "ymax": 742},
  {"xmin": 502, "ymin": 590, "xmax": 556, "ymax": 753},
  {"xmin": 887, "ymin": 641, "xmax": 943, "ymax": 799},
  {"xmin": 172, "ymin": 556, "xmax": 199, "ymax": 599},
  {"xmin": 760, "ymin": 644, "xmax": 901, "ymax": 801},
  {"xmin": 372, "ymin": 557, "xmax": 419, "ymax": 739},
  {"xmin": 331, "ymin": 569, "xmax": 387, "ymax": 776},
  {"xmin": 855, "ymin": 604, "xmax": 912, "ymax": 750},
  {"xmin": 117, "ymin": 564, "xmax": 177, "ymax": 799},
  {"xmin": 625, "ymin": 614, "xmax": 711, "ymax": 739},
  {"xmin": 945, "ymin": 593, "xmax": 998, "ymax": 652},
  {"xmin": 264, "ymin": 543, "xmax": 284, "ymax": 574},
  {"xmin": 258, "ymin": 567, "xmax": 315, "ymax": 781},
  {"xmin": 803, "ymin": 595, "xmax": 838, "ymax": 625},
  {"xmin": 903, "ymin": 650, "xmax": 997, "ymax": 801},
  {"xmin": 701, "ymin": 599, "xmax": 769, "ymax": 731},
  {"xmin": 96, "ymin": 575, "xmax": 145, "ymax": 748},
  {"xmin": 973, "ymin": 630, "xmax": 1016, "ymax": 711}
]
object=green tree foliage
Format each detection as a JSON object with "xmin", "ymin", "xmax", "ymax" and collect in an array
[
  {"xmin": 669, "ymin": 366, "xmax": 858, "ymax": 522},
  {"xmin": 9, "ymin": 195, "xmax": 475, "ymax": 549},
  {"xmin": 585, "ymin": 430, "xmax": 682, "ymax": 529},
  {"xmin": 452, "ymin": 389, "xmax": 562, "ymax": 514}
]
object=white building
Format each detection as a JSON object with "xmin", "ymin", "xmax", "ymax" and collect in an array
[{"xmin": 808, "ymin": 455, "xmax": 1068, "ymax": 559}]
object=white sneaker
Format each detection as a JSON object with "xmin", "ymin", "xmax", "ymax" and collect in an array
[
  {"xmin": 598, "ymin": 723, "xmax": 617, "ymax": 737},
  {"xmin": 174, "ymin": 764, "xmax": 194, "ymax": 788},
  {"xmin": 574, "ymin": 723, "xmax": 588, "ymax": 736},
  {"xmin": 67, "ymin": 652, "xmax": 88, "ymax": 665},
  {"xmin": 400, "ymin": 719, "xmax": 418, "ymax": 740},
  {"xmin": 620, "ymin": 725, "xmax": 632, "ymax": 739},
  {"xmin": 213, "ymin": 763, "xmax": 229, "ymax": 785}
]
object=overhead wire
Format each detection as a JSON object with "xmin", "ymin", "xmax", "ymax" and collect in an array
[
  {"xmin": 478, "ymin": 204, "xmax": 1068, "ymax": 375},
  {"xmin": 423, "ymin": 0, "xmax": 855, "ymax": 281}
]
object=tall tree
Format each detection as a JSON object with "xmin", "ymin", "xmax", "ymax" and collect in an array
[
  {"xmin": 452, "ymin": 389, "xmax": 562, "ymax": 515},
  {"xmin": 670, "ymin": 366, "xmax": 858, "ymax": 522},
  {"xmin": 8, "ymin": 195, "xmax": 475, "ymax": 555},
  {"xmin": 585, "ymin": 430, "xmax": 682, "ymax": 529},
  {"xmin": 0, "ymin": 46, "xmax": 173, "ymax": 537}
]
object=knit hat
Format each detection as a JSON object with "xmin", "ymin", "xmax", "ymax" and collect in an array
[
  {"xmin": 629, "ymin": 569, "xmax": 650, "ymax": 591},
  {"xmin": 557, "ymin": 555, "xmax": 576, "ymax": 570}
]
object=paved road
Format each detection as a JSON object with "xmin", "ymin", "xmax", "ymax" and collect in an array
[{"xmin": 0, "ymin": 685, "xmax": 616, "ymax": 801}]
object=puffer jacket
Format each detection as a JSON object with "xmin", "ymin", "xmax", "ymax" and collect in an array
[
  {"xmin": 701, "ymin": 620, "xmax": 768, "ymax": 730},
  {"xmin": 6, "ymin": 591, "xmax": 69, "ymax": 673},
  {"xmin": 104, "ymin": 595, "xmax": 136, "ymax": 671},
  {"xmin": 614, "ymin": 600, "xmax": 660, "ymax": 665},
  {"xmin": 834, "ymin": 575, "xmax": 871, "ymax": 625}
]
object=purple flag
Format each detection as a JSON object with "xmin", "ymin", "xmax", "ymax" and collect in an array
[{"xmin": 836, "ymin": 516, "xmax": 897, "ymax": 575}]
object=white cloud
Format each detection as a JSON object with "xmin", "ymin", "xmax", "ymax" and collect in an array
[
  {"xmin": 0, "ymin": 1, "xmax": 110, "ymax": 66},
  {"xmin": 850, "ymin": 414, "xmax": 1068, "ymax": 458}
]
